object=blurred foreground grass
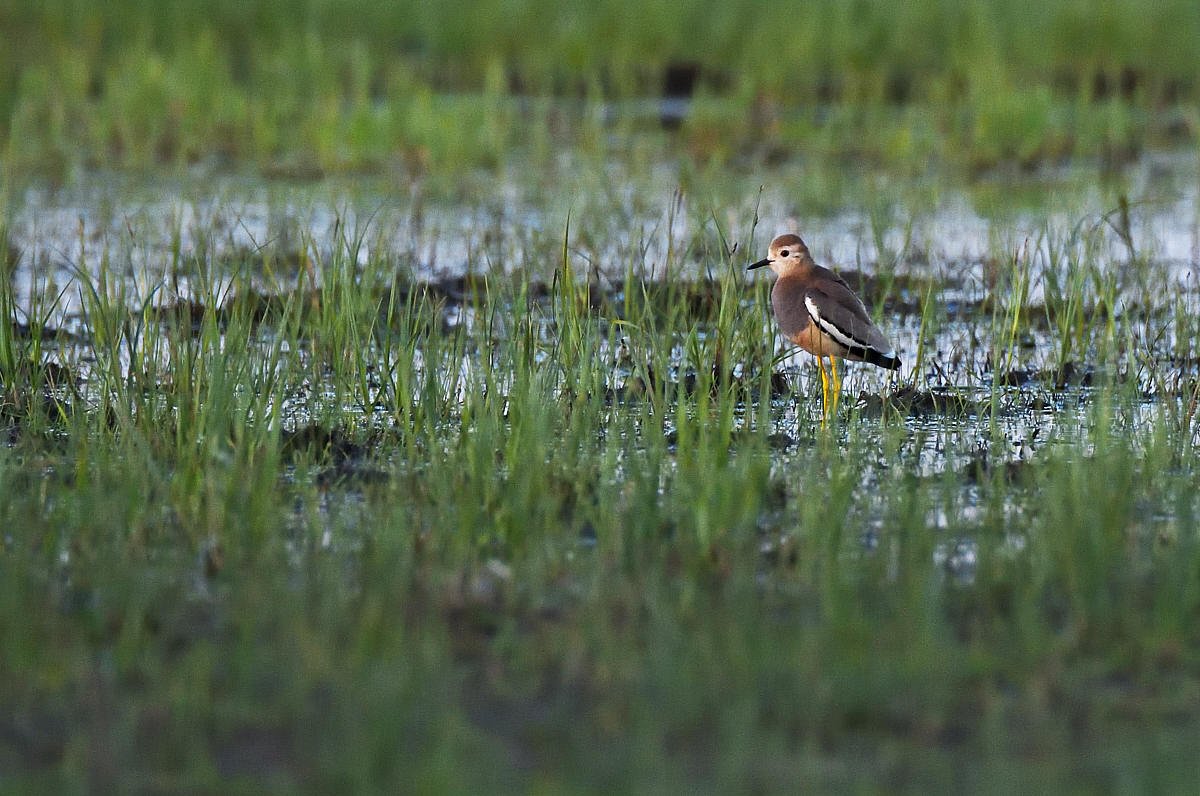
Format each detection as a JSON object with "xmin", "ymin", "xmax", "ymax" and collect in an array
[{"xmin": 2, "ymin": 0, "xmax": 1199, "ymax": 177}]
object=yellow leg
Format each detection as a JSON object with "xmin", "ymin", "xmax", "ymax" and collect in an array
[
  {"xmin": 816, "ymin": 356, "xmax": 831, "ymax": 421},
  {"xmin": 829, "ymin": 357, "xmax": 841, "ymax": 414}
]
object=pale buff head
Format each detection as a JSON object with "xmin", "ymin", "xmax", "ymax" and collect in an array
[{"xmin": 747, "ymin": 233, "xmax": 812, "ymax": 276}]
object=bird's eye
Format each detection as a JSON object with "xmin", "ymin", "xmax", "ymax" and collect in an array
[{"xmin": 780, "ymin": 249, "xmax": 789, "ymax": 257}]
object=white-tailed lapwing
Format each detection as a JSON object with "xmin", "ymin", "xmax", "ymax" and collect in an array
[{"xmin": 748, "ymin": 233, "xmax": 900, "ymax": 416}]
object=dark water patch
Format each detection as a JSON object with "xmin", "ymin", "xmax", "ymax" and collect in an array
[
  {"xmin": 765, "ymin": 432, "xmax": 799, "ymax": 451},
  {"xmin": 857, "ymin": 383, "xmax": 1064, "ymax": 419},
  {"xmin": 764, "ymin": 371, "xmax": 794, "ymax": 398},
  {"xmin": 201, "ymin": 539, "xmax": 226, "ymax": 580},
  {"xmin": 214, "ymin": 243, "xmax": 312, "ymax": 276},
  {"xmin": 212, "ymin": 724, "xmax": 300, "ymax": 782},
  {"xmin": 602, "ymin": 376, "xmax": 653, "ymax": 405},
  {"xmin": 281, "ymin": 423, "xmax": 372, "ymax": 461},
  {"xmin": 838, "ymin": 269, "xmax": 965, "ymax": 317},
  {"xmin": 280, "ymin": 424, "xmax": 392, "ymax": 487},
  {"xmin": 149, "ymin": 297, "xmax": 225, "ymax": 333},
  {"xmin": 0, "ymin": 417, "xmax": 17, "ymax": 447},
  {"xmin": 420, "ymin": 560, "xmax": 517, "ymax": 662},
  {"xmin": 147, "ymin": 274, "xmax": 547, "ymax": 340},
  {"xmin": 141, "ymin": 597, "xmax": 228, "ymax": 661},
  {"xmin": 4, "ymin": 236, "xmax": 20, "ymax": 271},
  {"xmin": 424, "ymin": 275, "xmax": 740, "ymax": 324},
  {"xmin": 0, "ymin": 386, "xmax": 78, "ymax": 441},
  {"xmin": 149, "ymin": 289, "xmax": 325, "ymax": 333},
  {"xmin": 258, "ymin": 157, "xmax": 327, "ymax": 182},
  {"xmin": 857, "ymin": 386, "xmax": 986, "ymax": 418},
  {"xmin": 958, "ymin": 448, "xmax": 1037, "ymax": 486},
  {"xmin": 8, "ymin": 320, "xmax": 84, "ymax": 345},
  {"xmin": 0, "ymin": 704, "xmax": 67, "ymax": 771},
  {"xmin": 998, "ymin": 361, "xmax": 1094, "ymax": 390},
  {"xmin": 428, "ymin": 272, "xmax": 551, "ymax": 304},
  {"xmin": 604, "ymin": 364, "xmax": 789, "ymax": 407},
  {"xmin": 1048, "ymin": 361, "xmax": 1095, "ymax": 389}
]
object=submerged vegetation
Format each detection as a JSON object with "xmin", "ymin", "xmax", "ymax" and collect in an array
[{"xmin": 4, "ymin": 0, "xmax": 1200, "ymax": 790}]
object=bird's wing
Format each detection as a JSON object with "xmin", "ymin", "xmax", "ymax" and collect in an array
[{"xmin": 804, "ymin": 278, "xmax": 894, "ymax": 356}]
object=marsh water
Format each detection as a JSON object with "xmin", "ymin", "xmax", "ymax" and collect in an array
[
  {"xmin": 11, "ymin": 155, "xmax": 1200, "ymax": 380},
  {"xmin": 7, "ymin": 151, "xmax": 1200, "ymax": 581},
  {"xmin": 10, "ymin": 151, "xmax": 1200, "ymax": 311}
]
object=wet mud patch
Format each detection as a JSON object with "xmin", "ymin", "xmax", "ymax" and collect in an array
[
  {"xmin": 853, "ymin": 385, "xmax": 1045, "ymax": 418},
  {"xmin": 603, "ymin": 363, "xmax": 790, "ymax": 406},
  {"xmin": 838, "ymin": 269, "xmax": 970, "ymax": 317},
  {"xmin": 280, "ymin": 424, "xmax": 392, "ymax": 487},
  {"xmin": 0, "ymin": 369, "xmax": 80, "ymax": 443},
  {"xmin": 956, "ymin": 447, "xmax": 1039, "ymax": 485},
  {"xmin": 997, "ymin": 361, "xmax": 1095, "ymax": 389},
  {"xmin": 211, "ymin": 724, "xmax": 301, "ymax": 782},
  {"xmin": 0, "ymin": 703, "xmax": 67, "ymax": 772}
]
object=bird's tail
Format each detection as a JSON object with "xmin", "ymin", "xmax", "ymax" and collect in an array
[{"xmin": 861, "ymin": 348, "xmax": 902, "ymax": 370}]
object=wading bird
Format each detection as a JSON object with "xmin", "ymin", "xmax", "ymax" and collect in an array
[{"xmin": 748, "ymin": 233, "xmax": 900, "ymax": 417}]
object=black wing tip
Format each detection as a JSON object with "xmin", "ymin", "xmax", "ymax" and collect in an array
[{"xmin": 864, "ymin": 350, "xmax": 902, "ymax": 370}]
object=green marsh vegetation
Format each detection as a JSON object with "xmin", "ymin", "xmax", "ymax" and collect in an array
[
  {"xmin": 5, "ymin": 165, "xmax": 1200, "ymax": 789},
  {"xmin": 3, "ymin": 0, "xmax": 1200, "ymax": 176},
  {"xmin": 4, "ymin": 1, "xmax": 1200, "ymax": 791}
]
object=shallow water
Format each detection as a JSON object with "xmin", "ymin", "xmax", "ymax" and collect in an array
[
  {"xmin": 6, "ymin": 152, "xmax": 1199, "ymax": 503},
  {"xmin": 8, "ymin": 151, "xmax": 1200, "ymax": 318}
]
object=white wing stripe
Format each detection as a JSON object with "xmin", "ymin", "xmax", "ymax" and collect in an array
[{"xmin": 804, "ymin": 295, "xmax": 894, "ymax": 357}]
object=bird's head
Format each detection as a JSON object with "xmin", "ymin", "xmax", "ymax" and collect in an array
[{"xmin": 747, "ymin": 233, "xmax": 811, "ymax": 276}]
